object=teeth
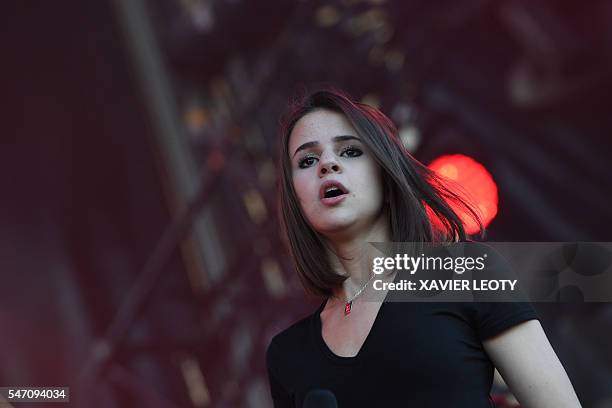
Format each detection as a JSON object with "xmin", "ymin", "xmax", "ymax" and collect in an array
[{"xmin": 325, "ymin": 186, "xmax": 340, "ymax": 193}]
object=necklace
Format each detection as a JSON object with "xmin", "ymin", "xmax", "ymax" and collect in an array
[{"xmin": 343, "ymin": 273, "xmax": 376, "ymax": 316}]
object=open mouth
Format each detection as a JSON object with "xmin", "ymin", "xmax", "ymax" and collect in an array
[
  {"xmin": 320, "ymin": 181, "xmax": 349, "ymax": 201},
  {"xmin": 323, "ymin": 186, "xmax": 345, "ymax": 198}
]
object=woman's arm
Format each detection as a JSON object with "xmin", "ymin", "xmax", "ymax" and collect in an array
[{"xmin": 483, "ymin": 319, "xmax": 581, "ymax": 407}]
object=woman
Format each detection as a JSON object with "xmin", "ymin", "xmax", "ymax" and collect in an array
[{"xmin": 266, "ymin": 89, "xmax": 581, "ymax": 407}]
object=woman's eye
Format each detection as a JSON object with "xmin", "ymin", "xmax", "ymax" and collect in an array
[
  {"xmin": 342, "ymin": 147, "xmax": 363, "ymax": 158},
  {"xmin": 298, "ymin": 156, "xmax": 318, "ymax": 168}
]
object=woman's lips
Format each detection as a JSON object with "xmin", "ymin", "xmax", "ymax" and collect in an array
[
  {"xmin": 319, "ymin": 180, "xmax": 349, "ymax": 206},
  {"xmin": 319, "ymin": 180, "xmax": 349, "ymax": 200},
  {"xmin": 321, "ymin": 194, "xmax": 347, "ymax": 206}
]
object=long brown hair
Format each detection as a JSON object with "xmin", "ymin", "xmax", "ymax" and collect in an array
[{"xmin": 277, "ymin": 88, "xmax": 483, "ymax": 297}]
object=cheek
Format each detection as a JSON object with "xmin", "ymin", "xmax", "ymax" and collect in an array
[{"xmin": 292, "ymin": 173, "xmax": 315, "ymax": 205}]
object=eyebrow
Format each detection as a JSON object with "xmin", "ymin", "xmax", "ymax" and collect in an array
[{"xmin": 292, "ymin": 135, "xmax": 361, "ymax": 158}]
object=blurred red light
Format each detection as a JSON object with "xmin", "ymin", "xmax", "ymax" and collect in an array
[{"xmin": 428, "ymin": 154, "xmax": 498, "ymax": 234}]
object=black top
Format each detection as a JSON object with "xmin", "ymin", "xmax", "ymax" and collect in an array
[{"xmin": 266, "ymin": 299, "xmax": 538, "ymax": 407}]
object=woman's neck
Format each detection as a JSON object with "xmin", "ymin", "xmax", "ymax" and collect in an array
[{"xmin": 324, "ymin": 214, "xmax": 391, "ymax": 301}]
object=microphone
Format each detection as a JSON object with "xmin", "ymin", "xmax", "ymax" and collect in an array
[{"xmin": 303, "ymin": 389, "xmax": 338, "ymax": 408}]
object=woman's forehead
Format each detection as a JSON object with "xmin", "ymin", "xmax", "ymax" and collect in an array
[{"xmin": 288, "ymin": 110, "xmax": 357, "ymax": 149}]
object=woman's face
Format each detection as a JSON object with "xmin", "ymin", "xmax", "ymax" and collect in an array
[{"xmin": 288, "ymin": 109, "xmax": 386, "ymax": 238}]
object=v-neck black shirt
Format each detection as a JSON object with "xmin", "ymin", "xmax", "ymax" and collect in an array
[{"xmin": 266, "ymin": 299, "xmax": 538, "ymax": 407}]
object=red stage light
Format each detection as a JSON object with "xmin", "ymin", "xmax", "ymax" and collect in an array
[{"xmin": 428, "ymin": 154, "xmax": 498, "ymax": 234}]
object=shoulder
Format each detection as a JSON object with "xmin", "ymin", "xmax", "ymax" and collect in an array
[
  {"xmin": 266, "ymin": 304, "xmax": 321, "ymax": 367},
  {"xmin": 268, "ymin": 315, "xmax": 311, "ymax": 352}
]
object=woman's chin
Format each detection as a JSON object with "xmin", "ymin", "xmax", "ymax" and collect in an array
[{"xmin": 313, "ymin": 218, "xmax": 357, "ymax": 237}]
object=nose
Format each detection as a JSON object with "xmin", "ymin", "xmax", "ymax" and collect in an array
[{"xmin": 318, "ymin": 154, "xmax": 342, "ymax": 177}]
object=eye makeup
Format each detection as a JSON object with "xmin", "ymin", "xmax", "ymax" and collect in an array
[{"xmin": 295, "ymin": 142, "xmax": 364, "ymax": 169}]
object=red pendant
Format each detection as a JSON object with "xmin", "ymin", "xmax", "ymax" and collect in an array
[{"xmin": 344, "ymin": 301, "xmax": 352, "ymax": 316}]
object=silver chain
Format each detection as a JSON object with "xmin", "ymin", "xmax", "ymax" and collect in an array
[{"xmin": 345, "ymin": 273, "xmax": 376, "ymax": 304}]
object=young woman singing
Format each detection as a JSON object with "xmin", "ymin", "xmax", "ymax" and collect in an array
[{"xmin": 266, "ymin": 89, "xmax": 581, "ymax": 407}]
